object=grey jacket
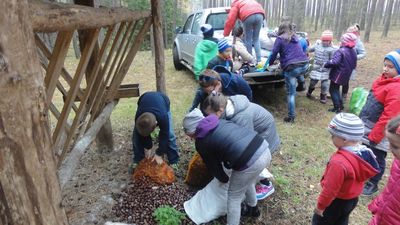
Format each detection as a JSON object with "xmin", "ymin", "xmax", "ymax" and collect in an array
[
  {"xmin": 222, "ymin": 95, "xmax": 281, "ymax": 153},
  {"xmin": 309, "ymin": 40, "xmax": 337, "ymax": 80}
]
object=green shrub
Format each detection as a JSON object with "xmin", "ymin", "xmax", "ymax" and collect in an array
[{"xmin": 153, "ymin": 205, "xmax": 186, "ymax": 225}]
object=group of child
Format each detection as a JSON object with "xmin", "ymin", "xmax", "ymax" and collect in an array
[{"xmin": 130, "ymin": 15, "xmax": 400, "ymax": 225}]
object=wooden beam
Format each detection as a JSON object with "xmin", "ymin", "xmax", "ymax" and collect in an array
[
  {"xmin": 58, "ymin": 25, "xmax": 116, "ymax": 166},
  {"xmin": 0, "ymin": 0, "xmax": 69, "ymax": 223},
  {"xmin": 58, "ymin": 101, "xmax": 117, "ymax": 189},
  {"xmin": 115, "ymin": 21, "xmax": 138, "ymax": 75},
  {"xmin": 151, "ymin": 0, "xmax": 166, "ymax": 93},
  {"xmin": 114, "ymin": 84, "xmax": 140, "ymax": 99},
  {"xmin": 52, "ymin": 28, "xmax": 100, "ymax": 153},
  {"xmin": 44, "ymin": 30, "xmax": 74, "ymax": 104},
  {"xmin": 105, "ymin": 16, "xmax": 152, "ymax": 103},
  {"xmin": 30, "ymin": 0, "xmax": 151, "ymax": 32}
]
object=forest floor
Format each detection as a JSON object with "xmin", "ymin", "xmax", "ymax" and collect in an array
[{"xmin": 62, "ymin": 30, "xmax": 400, "ymax": 225}]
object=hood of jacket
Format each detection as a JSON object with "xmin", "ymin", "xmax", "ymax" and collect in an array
[
  {"xmin": 226, "ymin": 95, "xmax": 250, "ymax": 119},
  {"xmin": 196, "ymin": 114, "xmax": 219, "ymax": 138},
  {"xmin": 197, "ymin": 39, "xmax": 218, "ymax": 52},
  {"xmin": 337, "ymin": 150, "xmax": 378, "ymax": 182}
]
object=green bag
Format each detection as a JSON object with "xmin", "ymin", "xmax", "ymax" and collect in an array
[{"xmin": 349, "ymin": 87, "xmax": 369, "ymax": 115}]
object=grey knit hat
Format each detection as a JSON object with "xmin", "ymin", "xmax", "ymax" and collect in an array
[
  {"xmin": 183, "ymin": 108, "xmax": 204, "ymax": 134},
  {"xmin": 328, "ymin": 113, "xmax": 364, "ymax": 141}
]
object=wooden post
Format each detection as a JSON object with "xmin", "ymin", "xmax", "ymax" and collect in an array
[
  {"xmin": 151, "ymin": 0, "xmax": 167, "ymax": 93},
  {"xmin": 74, "ymin": 0, "xmax": 114, "ymax": 153},
  {"xmin": 0, "ymin": 1, "xmax": 69, "ymax": 224}
]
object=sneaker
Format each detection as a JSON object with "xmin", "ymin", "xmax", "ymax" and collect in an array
[
  {"xmin": 241, "ymin": 204, "xmax": 261, "ymax": 217},
  {"xmin": 296, "ymin": 82, "xmax": 306, "ymax": 92},
  {"xmin": 362, "ymin": 181, "xmax": 378, "ymax": 196},
  {"xmin": 128, "ymin": 162, "xmax": 138, "ymax": 174},
  {"xmin": 256, "ymin": 183, "xmax": 275, "ymax": 200},
  {"xmin": 170, "ymin": 163, "xmax": 179, "ymax": 172},
  {"xmin": 283, "ymin": 117, "xmax": 295, "ymax": 123},
  {"xmin": 328, "ymin": 108, "xmax": 342, "ymax": 114},
  {"xmin": 320, "ymin": 94, "xmax": 327, "ymax": 104}
]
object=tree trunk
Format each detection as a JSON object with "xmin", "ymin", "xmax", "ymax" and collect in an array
[
  {"xmin": 0, "ymin": 1, "xmax": 69, "ymax": 224},
  {"xmin": 293, "ymin": 0, "xmax": 306, "ymax": 31},
  {"xmin": 359, "ymin": 0, "xmax": 369, "ymax": 29},
  {"xmin": 74, "ymin": 0, "xmax": 114, "ymax": 152},
  {"xmin": 334, "ymin": 0, "xmax": 343, "ymax": 40},
  {"xmin": 375, "ymin": 0, "xmax": 385, "ymax": 25},
  {"xmin": 364, "ymin": 0, "xmax": 377, "ymax": 42},
  {"xmin": 151, "ymin": 0, "xmax": 167, "ymax": 94},
  {"xmin": 338, "ymin": 0, "xmax": 349, "ymax": 35},
  {"xmin": 314, "ymin": 0, "xmax": 321, "ymax": 31},
  {"xmin": 382, "ymin": 0, "xmax": 394, "ymax": 37}
]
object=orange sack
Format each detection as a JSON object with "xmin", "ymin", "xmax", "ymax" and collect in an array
[
  {"xmin": 185, "ymin": 153, "xmax": 212, "ymax": 187},
  {"xmin": 133, "ymin": 158, "xmax": 176, "ymax": 185}
]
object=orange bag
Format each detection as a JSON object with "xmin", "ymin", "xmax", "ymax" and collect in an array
[
  {"xmin": 133, "ymin": 158, "xmax": 176, "ymax": 184},
  {"xmin": 184, "ymin": 153, "xmax": 212, "ymax": 187}
]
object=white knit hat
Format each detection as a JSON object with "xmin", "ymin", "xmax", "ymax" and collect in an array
[
  {"xmin": 183, "ymin": 108, "xmax": 204, "ymax": 134},
  {"xmin": 328, "ymin": 113, "xmax": 364, "ymax": 141}
]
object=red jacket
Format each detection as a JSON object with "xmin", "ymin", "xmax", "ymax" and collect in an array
[
  {"xmin": 361, "ymin": 75, "xmax": 400, "ymax": 144},
  {"xmin": 317, "ymin": 150, "xmax": 378, "ymax": 210},
  {"xmin": 223, "ymin": 0, "xmax": 265, "ymax": 36},
  {"xmin": 368, "ymin": 159, "xmax": 400, "ymax": 225}
]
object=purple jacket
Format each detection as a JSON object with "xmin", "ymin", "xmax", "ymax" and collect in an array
[
  {"xmin": 324, "ymin": 46, "xmax": 357, "ymax": 85},
  {"xmin": 268, "ymin": 35, "xmax": 309, "ymax": 70}
]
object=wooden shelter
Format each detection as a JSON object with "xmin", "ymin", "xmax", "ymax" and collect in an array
[{"xmin": 0, "ymin": 0, "xmax": 165, "ymax": 224}]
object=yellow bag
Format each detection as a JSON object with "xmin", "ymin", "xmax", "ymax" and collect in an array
[{"xmin": 184, "ymin": 153, "xmax": 212, "ymax": 187}]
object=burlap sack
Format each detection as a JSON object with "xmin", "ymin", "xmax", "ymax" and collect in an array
[{"xmin": 133, "ymin": 158, "xmax": 175, "ymax": 184}]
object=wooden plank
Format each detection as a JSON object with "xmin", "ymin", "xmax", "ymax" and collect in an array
[
  {"xmin": 58, "ymin": 25, "xmax": 116, "ymax": 166},
  {"xmin": 52, "ymin": 28, "xmax": 100, "ymax": 152},
  {"xmin": 44, "ymin": 30, "xmax": 74, "ymax": 104},
  {"xmin": 30, "ymin": 0, "xmax": 151, "ymax": 32},
  {"xmin": 114, "ymin": 83, "xmax": 140, "ymax": 99},
  {"xmin": 56, "ymin": 82, "xmax": 78, "ymax": 112},
  {"xmin": 35, "ymin": 34, "xmax": 84, "ymax": 101},
  {"xmin": 105, "ymin": 16, "xmax": 153, "ymax": 103},
  {"xmin": 49, "ymin": 103, "xmax": 71, "ymax": 133},
  {"xmin": 58, "ymin": 101, "xmax": 117, "ymax": 189},
  {"xmin": 115, "ymin": 21, "xmax": 138, "ymax": 75},
  {"xmin": 151, "ymin": 0, "xmax": 166, "ymax": 93}
]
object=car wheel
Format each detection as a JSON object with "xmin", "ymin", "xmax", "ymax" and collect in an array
[{"xmin": 173, "ymin": 45, "xmax": 184, "ymax": 71}]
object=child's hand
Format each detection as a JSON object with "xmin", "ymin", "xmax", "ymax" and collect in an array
[
  {"xmin": 152, "ymin": 154, "xmax": 163, "ymax": 165},
  {"xmin": 314, "ymin": 208, "xmax": 324, "ymax": 217}
]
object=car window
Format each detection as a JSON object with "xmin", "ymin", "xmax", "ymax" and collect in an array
[
  {"xmin": 191, "ymin": 13, "xmax": 203, "ymax": 35},
  {"xmin": 206, "ymin": 13, "xmax": 228, "ymax": 30},
  {"xmin": 183, "ymin": 14, "xmax": 194, "ymax": 34}
]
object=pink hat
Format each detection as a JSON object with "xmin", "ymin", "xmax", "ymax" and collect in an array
[
  {"xmin": 321, "ymin": 30, "xmax": 333, "ymax": 41},
  {"xmin": 341, "ymin": 33, "xmax": 357, "ymax": 48},
  {"xmin": 347, "ymin": 25, "xmax": 360, "ymax": 36}
]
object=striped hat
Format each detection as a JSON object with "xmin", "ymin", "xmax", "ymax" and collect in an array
[
  {"xmin": 341, "ymin": 32, "xmax": 357, "ymax": 48},
  {"xmin": 218, "ymin": 38, "xmax": 232, "ymax": 53},
  {"xmin": 328, "ymin": 113, "xmax": 364, "ymax": 141},
  {"xmin": 321, "ymin": 30, "xmax": 333, "ymax": 41},
  {"xmin": 384, "ymin": 49, "xmax": 400, "ymax": 74}
]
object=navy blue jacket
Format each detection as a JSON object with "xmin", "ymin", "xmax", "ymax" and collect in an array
[
  {"xmin": 195, "ymin": 119, "xmax": 264, "ymax": 183},
  {"xmin": 135, "ymin": 92, "xmax": 170, "ymax": 156},
  {"xmin": 189, "ymin": 66, "xmax": 252, "ymax": 111}
]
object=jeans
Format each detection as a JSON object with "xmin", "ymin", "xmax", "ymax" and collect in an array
[
  {"xmin": 369, "ymin": 147, "xmax": 387, "ymax": 185},
  {"xmin": 329, "ymin": 81, "xmax": 343, "ymax": 110},
  {"xmin": 132, "ymin": 111, "xmax": 179, "ymax": 164},
  {"xmin": 342, "ymin": 82, "xmax": 349, "ymax": 97},
  {"xmin": 243, "ymin": 13, "xmax": 263, "ymax": 62},
  {"xmin": 309, "ymin": 79, "xmax": 329, "ymax": 95},
  {"xmin": 312, "ymin": 197, "xmax": 358, "ymax": 225},
  {"xmin": 227, "ymin": 142, "xmax": 271, "ymax": 225},
  {"xmin": 283, "ymin": 64, "xmax": 309, "ymax": 118}
]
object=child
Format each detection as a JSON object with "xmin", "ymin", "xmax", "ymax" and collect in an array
[
  {"xmin": 307, "ymin": 30, "xmax": 337, "ymax": 104},
  {"xmin": 324, "ymin": 33, "xmax": 357, "ymax": 113},
  {"xmin": 202, "ymin": 93, "xmax": 280, "ymax": 200},
  {"xmin": 193, "ymin": 24, "xmax": 218, "ymax": 80},
  {"xmin": 183, "ymin": 110, "xmax": 271, "ymax": 225},
  {"xmin": 359, "ymin": 49, "xmax": 400, "ymax": 195},
  {"xmin": 368, "ymin": 115, "xmax": 400, "ymax": 224},
  {"xmin": 313, "ymin": 113, "xmax": 378, "ymax": 225},
  {"xmin": 189, "ymin": 67, "xmax": 252, "ymax": 112},
  {"xmin": 268, "ymin": 22, "xmax": 309, "ymax": 123},
  {"xmin": 232, "ymin": 26, "xmax": 255, "ymax": 71},
  {"xmin": 207, "ymin": 38, "xmax": 234, "ymax": 71},
  {"xmin": 132, "ymin": 92, "xmax": 179, "ymax": 169}
]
